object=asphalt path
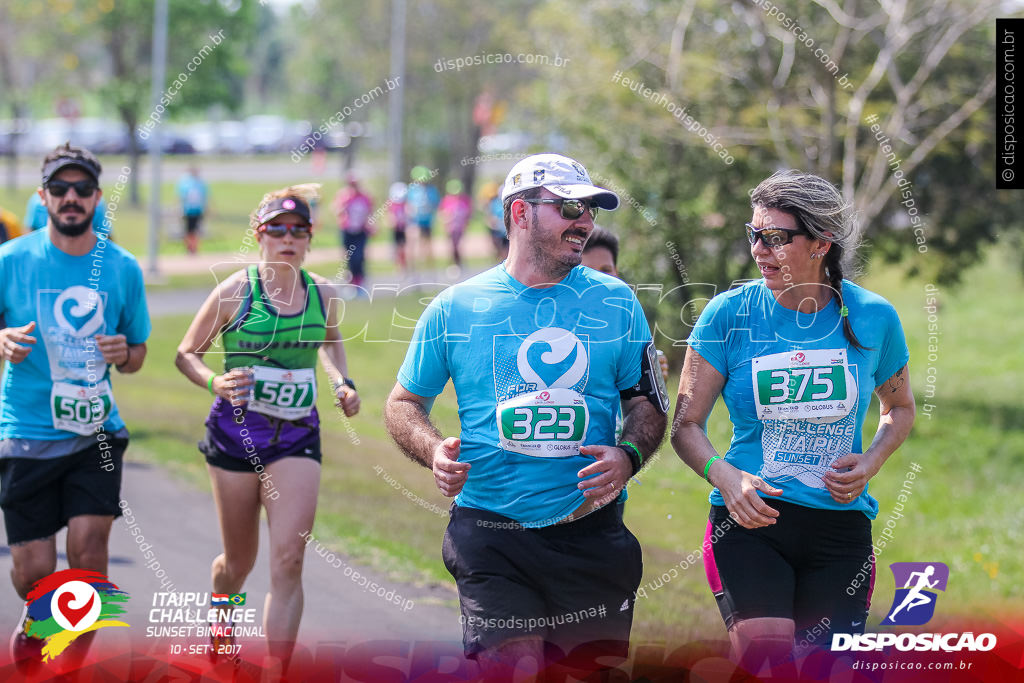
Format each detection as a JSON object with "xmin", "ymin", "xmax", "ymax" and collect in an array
[
  {"xmin": 0, "ymin": 459, "xmax": 468, "ymax": 679},
  {"xmin": 146, "ymin": 233, "xmax": 495, "ymax": 316}
]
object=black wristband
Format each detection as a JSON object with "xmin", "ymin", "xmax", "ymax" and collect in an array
[
  {"xmin": 618, "ymin": 441, "xmax": 643, "ymax": 476},
  {"xmin": 341, "ymin": 377, "xmax": 356, "ymax": 391}
]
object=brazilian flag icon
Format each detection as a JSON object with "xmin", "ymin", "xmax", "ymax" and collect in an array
[{"xmin": 229, "ymin": 593, "xmax": 246, "ymax": 606}]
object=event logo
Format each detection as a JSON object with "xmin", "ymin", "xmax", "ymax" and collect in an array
[
  {"xmin": 881, "ymin": 562, "xmax": 949, "ymax": 626},
  {"xmin": 54, "ymin": 285, "xmax": 105, "ymax": 338},
  {"xmin": 516, "ymin": 327, "xmax": 588, "ymax": 390},
  {"xmin": 24, "ymin": 569, "xmax": 129, "ymax": 661},
  {"xmin": 833, "ymin": 561, "xmax": 995, "ymax": 652}
]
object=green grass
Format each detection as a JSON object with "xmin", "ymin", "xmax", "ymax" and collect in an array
[{"xmin": 37, "ymin": 244, "xmax": 1024, "ymax": 637}]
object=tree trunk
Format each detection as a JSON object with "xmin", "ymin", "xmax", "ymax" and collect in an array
[{"xmin": 120, "ymin": 108, "xmax": 141, "ymax": 208}]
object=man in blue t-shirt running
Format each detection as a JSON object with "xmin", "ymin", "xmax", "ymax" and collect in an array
[
  {"xmin": 385, "ymin": 154, "xmax": 668, "ymax": 677},
  {"xmin": 0, "ymin": 144, "xmax": 151, "ymax": 668}
]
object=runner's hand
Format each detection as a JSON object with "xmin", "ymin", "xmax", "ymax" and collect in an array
[
  {"xmin": 212, "ymin": 368, "xmax": 254, "ymax": 406},
  {"xmin": 713, "ymin": 460, "xmax": 783, "ymax": 529},
  {"xmin": 334, "ymin": 384, "xmax": 360, "ymax": 417},
  {"xmin": 823, "ymin": 452, "xmax": 878, "ymax": 504},
  {"xmin": 577, "ymin": 445, "xmax": 632, "ymax": 506},
  {"xmin": 95, "ymin": 333, "xmax": 129, "ymax": 366},
  {"xmin": 0, "ymin": 321, "xmax": 36, "ymax": 364},
  {"xmin": 432, "ymin": 437, "xmax": 469, "ymax": 497}
]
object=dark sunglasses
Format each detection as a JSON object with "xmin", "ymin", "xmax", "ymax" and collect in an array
[
  {"xmin": 46, "ymin": 179, "xmax": 98, "ymax": 198},
  {"xmin": 521, "ymin": 197, "xmax": 599, "ymax": 220},
  {"xmin": 259, "ymin": 223, "xmax": 312, "ymax": 238},
  {"xmin": 745, "ymin": 223, "xmax": 809, "ymax": 248}
]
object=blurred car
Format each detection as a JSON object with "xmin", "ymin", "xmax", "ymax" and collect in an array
[
  {"xmin": 0, "ymin": 120, "xmax": 29, "ymax": 155},
  {"xmin": 478, "ymin": 132, "xmax": 531, "ymax": 153},
  {"xmin": 25, "ymin": 118, "xmax": 71, "ymax": 154},
  {"xmin": 183, "ymin": 120, "xmax": 249, "ymax": 155},
  {"xmin": 217, "ymin": 121, "xmax": 248, "ymax": 154},
  {"xmin": 246, "ymin": 115, "xmax": 289, "ymax": 153}
]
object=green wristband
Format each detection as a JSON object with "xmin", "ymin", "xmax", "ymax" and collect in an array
[
  {"xmin": 618, "ymin": 440, "xmax": 643, "ymax": 476},
  {"xmin": 207, "ymin": 374, "xmax": 216, "ymax": 396},
  {"xmin": 703, "ymin": 455, "xmax": 722, "ymax": 482}
]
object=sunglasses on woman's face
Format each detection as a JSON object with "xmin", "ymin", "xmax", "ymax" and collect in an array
[
  {"xmin": 46, "ymin": 179, "xmax": 98, "ymax": 198},
  {"xmin": 521, "ymin": 197, "xmax": 599, "ymax": 220},
  {"xmin": 745, "ymin": 223, "xmax": 808, "ymax": 248},
  {"xmin": 259, "ymin": 223, "xmax": 312, "ymax": 238}
]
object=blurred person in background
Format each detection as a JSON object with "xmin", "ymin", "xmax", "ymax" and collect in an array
[
  {"xmin": 579, "ymin": 225, "xmax": 619, "ymax": 277},
  {"xmin": 387, "ymin": 182, "xmax": 410, "ymax": 277},
  {"xmin": 333, "ymin": 176, "xmax": 374, "ymax": 289},
  {"xmin": 407, "ymin": 166, "xmax": 440, "ymax": 269},
  {"xmin": 479, "ymin": 181, "xmax": 507, "ymax": 261},
  {"xmin": 177, "ymin": 165, "xmax": 209, "ymax": 255},
  {"xmin": 23, "ymin": 193, "xmax": 47, "ymax": 231},
  {"xmin": 0, "ymin": 206, "xmax": 26, "ymax": 244},
  {"xmin": 581, "ymin": 225, "xmax": 669, "ymax": 393},
  {"xmin": 438, "ymin": 179, "xmax": 472, "ymax": 272}
]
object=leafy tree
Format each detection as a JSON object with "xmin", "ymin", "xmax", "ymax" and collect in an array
[
  {"xmin": 523, "ymin": 0, "xmax": 1021, "ymax": 350},
  {"xmin": 288, "ymin": 0, "xmax": 539, "ymax": 192},
  {"xmin": 67, "ymin": 0, "xmax": 259, "ymax": 206}
]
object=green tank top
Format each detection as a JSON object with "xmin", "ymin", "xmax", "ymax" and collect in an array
[{"xmin": 221, "ymin": 265, "xmax": 327, "ymax": 371}]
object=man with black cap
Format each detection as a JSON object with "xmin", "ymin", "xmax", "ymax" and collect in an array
[
  {"xmin": 385, "ymin": 154, "xmax": 668, "ymax": 677},
  {"xmin": 0, "ymin": 143, "xmax": 151, "ymax": 665}
]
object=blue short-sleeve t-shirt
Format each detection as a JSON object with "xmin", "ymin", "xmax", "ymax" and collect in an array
[
  {"xmin": 0, "ymin": 229, "xmax": 152, "ymax": 440},
  {"xmin": 398, "ymin": 264, "xmax": 652, "ymax": 526},
  {"xmin": 687, "ymin": 279, "xmax": 909, "ymax": 519}
]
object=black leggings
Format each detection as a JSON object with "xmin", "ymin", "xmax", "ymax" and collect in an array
[{"xmin": 704, "ymin": 499, "xmax": 874, "ymax": 644}]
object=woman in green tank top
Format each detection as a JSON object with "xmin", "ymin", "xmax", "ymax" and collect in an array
[{"xmin": 175, "ymin": 185, "xmax": 360, "ymax": 667}]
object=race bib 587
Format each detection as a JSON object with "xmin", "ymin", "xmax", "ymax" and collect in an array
[{"xmin": 247, "ymin": 366, "xmax": 316, "ymax": 420}]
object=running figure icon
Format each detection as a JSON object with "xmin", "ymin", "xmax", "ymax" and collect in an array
[{"xmin": 887, "ymin": 565, "xmax": 939, "ymax": 622}]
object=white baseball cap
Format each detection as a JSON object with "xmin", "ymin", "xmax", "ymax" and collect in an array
[{"xmin": 500, "ymin": 154, "xmax": 620, "ymax": 210}]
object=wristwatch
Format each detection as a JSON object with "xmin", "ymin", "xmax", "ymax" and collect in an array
[{"xmin": 338, "ymin": 377, "xmax": 356, "ymax": 392}]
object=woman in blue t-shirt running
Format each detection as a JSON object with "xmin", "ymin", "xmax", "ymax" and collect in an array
[{"xmin": 671, "ymin": 170, "xmax": 916, "ymax": 672}]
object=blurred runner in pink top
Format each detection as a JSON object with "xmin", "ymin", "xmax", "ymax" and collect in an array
[
  {"xmin": 333, "ymin": 176, "xmax": 374, "ymax": 288},
  {"xmin": 439, "ymin": 179, "xmax": 472, "ymax": 270}
]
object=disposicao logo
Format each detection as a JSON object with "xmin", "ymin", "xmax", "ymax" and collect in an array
[
  {"xmin": 24, "ymin": 569, "xmax": 129, "ymax": 661},
  {"xmin": 881, "ymin": 562, "xmax": 949, "ymax": 626},
  {"xmin": 831, "ymin": 561, "xmax": 997, "ymax": 653}
]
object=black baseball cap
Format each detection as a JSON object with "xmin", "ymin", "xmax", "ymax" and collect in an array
[
  {"xmin": 41, "ymin": 143, "xmax": 102, "ymax": 186},
  {"xmin": 257, "ymin": 196, "xmax": 312, "ymax": 226}
]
